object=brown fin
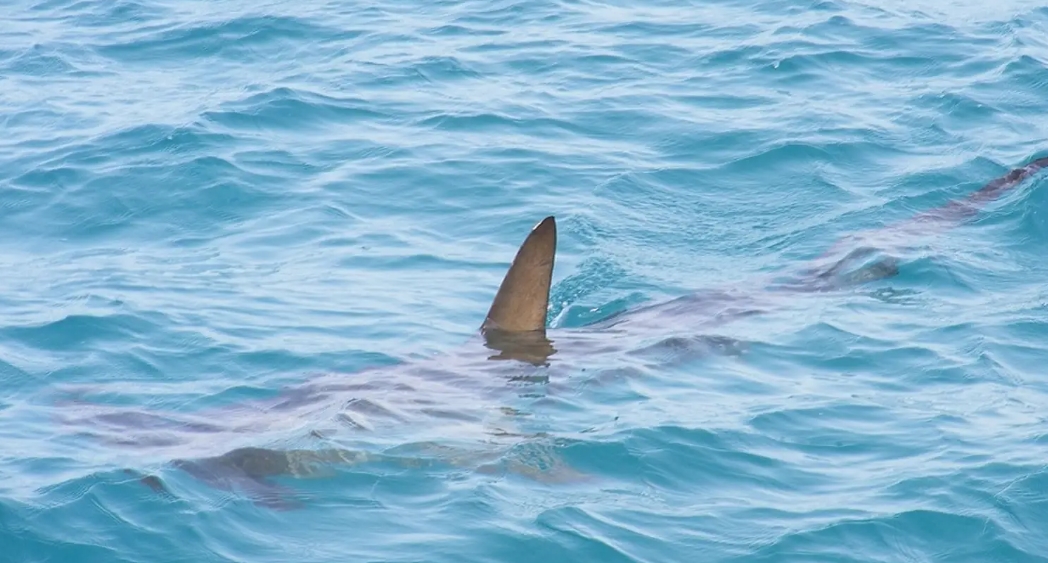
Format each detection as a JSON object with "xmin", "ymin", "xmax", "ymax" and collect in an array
[{"xmin": 481, "ymin": 216, "xmax": 556, "ymax": 332}]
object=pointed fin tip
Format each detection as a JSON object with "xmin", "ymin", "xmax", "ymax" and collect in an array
[{"xmin": 480, "ymin": 216, "xmax": 557, "ymax": 333}]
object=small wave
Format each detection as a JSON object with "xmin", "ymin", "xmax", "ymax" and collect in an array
[
  {"xmin": 203, "ymin": 87, "xmax": 391, "ymax": 132},
  {"xmin": 94, "ymin": 14, "xmax": 343, "ymax": 63}
]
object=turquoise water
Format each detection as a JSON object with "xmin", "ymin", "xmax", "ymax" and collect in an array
[{"xmin": 3, "ymin": 0, "xmax": 1048, "ymax": 561}]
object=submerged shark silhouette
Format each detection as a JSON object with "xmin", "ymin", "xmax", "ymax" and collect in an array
[{"xmin": 66, "ymin": 155, "xmax": 1048, "ymax": 508}]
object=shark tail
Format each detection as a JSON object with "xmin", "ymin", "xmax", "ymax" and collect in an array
[
  {"xmin": 915, "ymin": 154, "xmax": 1048, "ymax": 223},
  {"xmin": 815, "ymin": 154, "xmax": 1048, "ymax": 261}
]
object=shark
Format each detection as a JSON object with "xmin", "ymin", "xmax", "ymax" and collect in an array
[{"xmin": 57, "ymin": 154, "xmax": 1048, "ymax": 508}]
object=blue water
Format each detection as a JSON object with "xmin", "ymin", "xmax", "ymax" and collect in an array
[{"xmin": 3, "ymin": 0, "xmax": 1048, "ymax": 561}]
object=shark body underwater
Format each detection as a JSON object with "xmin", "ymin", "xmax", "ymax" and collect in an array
[{"xmin": 60, "ymin": 155, "xmax": 1048, "ymax": 508}]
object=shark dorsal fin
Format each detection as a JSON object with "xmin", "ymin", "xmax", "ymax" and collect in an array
[{"xmin": 481, "ymin": 216, "xmax": 556, "ymax": 333}]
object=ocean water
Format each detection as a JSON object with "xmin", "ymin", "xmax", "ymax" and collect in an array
[{"xmin": 3, "ymin": 0, "xmax": 1048, "ymax": 561}]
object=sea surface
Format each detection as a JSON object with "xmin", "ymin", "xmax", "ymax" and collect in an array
[{"xmin": 3, "ymin": 0, "xmax": 1048, "ymax": 562}]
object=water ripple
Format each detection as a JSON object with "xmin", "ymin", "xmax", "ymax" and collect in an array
[{"xmin": 3, "ymin": 0, "xmax": 1048, "ymax": 561}]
